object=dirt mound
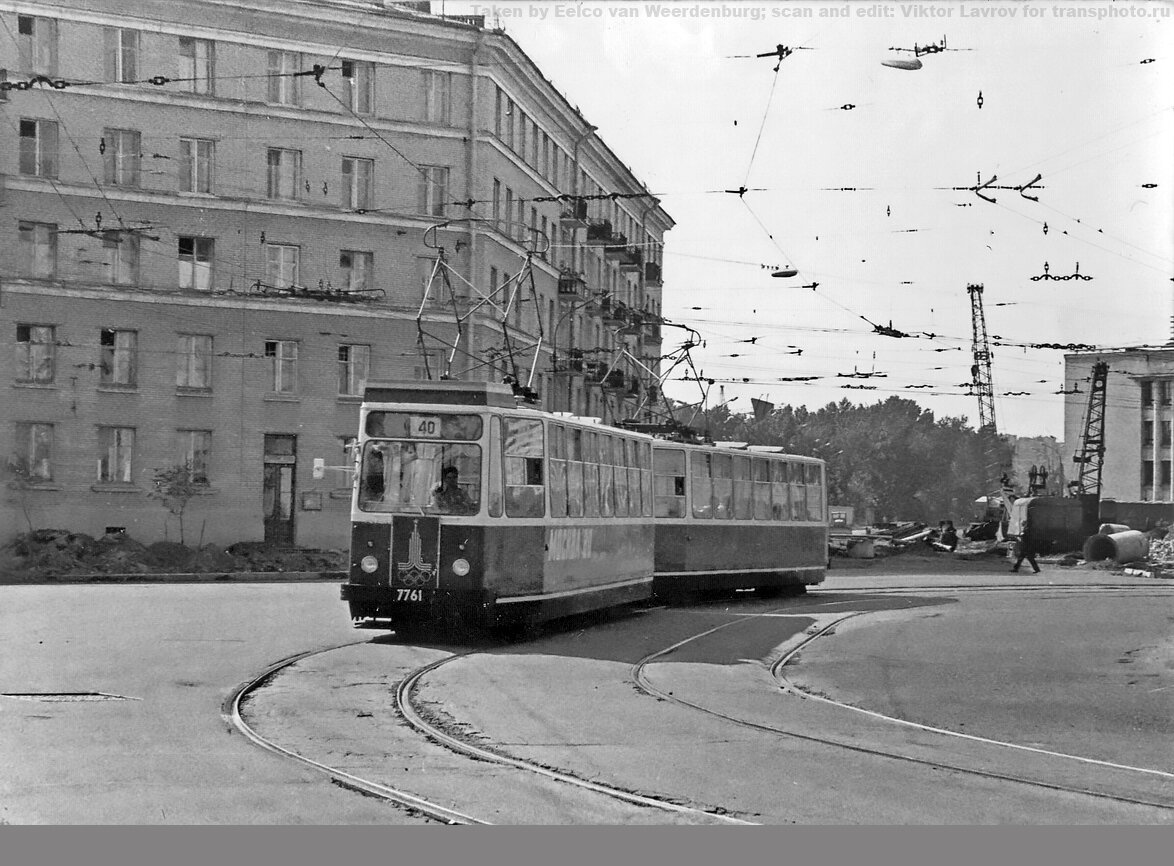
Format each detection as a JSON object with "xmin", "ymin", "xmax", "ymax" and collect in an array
[{"xmin": 1, "ymin": 530, "xmax": 345, "ymax": 581}]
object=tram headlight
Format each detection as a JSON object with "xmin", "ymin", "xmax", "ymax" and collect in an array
[
  {"xmin": 452, "ymin": 558, "xmax": 470, "ymax": 577},
  {"xmin": 360, "ymin": 555, "xmax": 379, "ymax": 573}
]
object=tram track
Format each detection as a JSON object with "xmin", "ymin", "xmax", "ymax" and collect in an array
[
  {"xmin": 228, "ymin": 637, "xmax": 754, "ymax": 824},
  {"xmin": 631, "ymin": 591, "xmax": 1174, "ymax": 814},
  {"xmin": 229, "ymin": 581, "xmax": 1173, "ymax": 823},
  {"xmin": 224, "ymin": 641, "xmax": 487, "ymax": 825}
]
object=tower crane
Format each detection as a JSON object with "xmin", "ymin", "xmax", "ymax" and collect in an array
[
  {"xmin": 967, "ymin": 283, "xmax": 997, "ymax": 433},
  {"xmin": 1070, "ymin": 361, "xmax": 1108, "ymax": 496}
]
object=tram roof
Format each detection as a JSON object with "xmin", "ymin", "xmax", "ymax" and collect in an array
[{"xmin": 363, "ymin": 380, "xmax": 519, "ymax": 408}]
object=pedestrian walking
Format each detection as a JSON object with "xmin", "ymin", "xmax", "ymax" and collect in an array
[{"xmin": 1011, "ymin": 517, "xmax": 1041, "ymax": 574}]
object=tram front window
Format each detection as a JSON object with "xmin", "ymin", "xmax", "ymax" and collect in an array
[{"xmin": 359, "ymin": 441, "xmax": 481, "ymax": 514}]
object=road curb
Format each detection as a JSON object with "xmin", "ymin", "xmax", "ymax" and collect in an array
[{"xmin": 0, "ymin": 570, "xmax": 346, "ymax": 585}]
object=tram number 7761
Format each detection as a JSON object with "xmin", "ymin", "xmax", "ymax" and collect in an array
[{"xmin": 395, "ymin": 589, "xmax": 424, "ymax": 602}]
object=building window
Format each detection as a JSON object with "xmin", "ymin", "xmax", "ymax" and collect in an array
[
  {"xmin": 1142, "ymin": 460, "xmax": 1154, "ymax": 493},
  {"xmin": 177, "ymin": 430, "xmax": 211, "ymax": 483},
  {"xmin": 97, "ymin": 426, "xmax": 135, "ymax": 483},
  {"xmin": 176, "ymin": 334, "xmax": 212, "ymax": 390},
  {"xmin": 1159, "ymin": 381, "xmax": 1171, "ymax": 406},
  {"xmin": 178, "ymin": 37, "xmax": 214, "ymax": 95},
  {"xmin": 266, "ymin": 148, "xmax": 301, "ymax": 200},
  {"xmin": 492, "ymin": 178, "xmax": 501, "ymax": 227},
  {"xmin": 16, "ymin": 15, "xmax": 58, "ymax": 75},
  {"xmin": 419, "ymin": 165, "xmax": 449, "ymax": 216},
  {"xmin": 19, "ymin": 118, "xmax": 57, "ymax": 177},
  {"xmin": 179, "ymin": 137, "xmax": 214, "ymax": 193},
  {"xmin": 264, "ymin": 340, "xmax": 298, "ymax": 393},
  {"xmin": 1143, "ymin": 420, "xmax": 1154, "ymax": 446},
  {"xmin": 265, "ymin": 244, "xmax": 299, "ymax": 288},
  {"xmin": 340, "ymin": 250, "xmax": 373, "ymax": 291},
  {"xmin": 341, "ymin": 157, "xmax": 373, "ymax": 210},
  {"xmin": 341, "ymin": 60, "xmax": 374, "ymax": 114},
  {"xmin": 102, "ymin": 128, "xmax": 140, "ymax": 186},
  {"xmin": 338, "ymin": 345, "xmax": 370, "ymax": 396},
  {"xmin": 99, "ymin": 329, "xmax": 137, "ymax": 387},
  {"xmin": 503, "ymin": 187, "xmax": 514, "ymax": 237},
  {"xmin": 106, "ymin": 28, "xmax": 138, "ymax": 82},
  {"xmin": 14, "ymin": 422, "xmax": 54, "ymax": 481},
  {"xmin": 266, "ymin": 50, "xmax": 300, "ymax": 105},
  {"xmin": 18, "ymin": 221, "xmax": 57, "ymax": 278},
  {"xmin": 178, "ymin": 237, "xmax": 213, "ymax": 290},
  {"xmin": 424, "ymin": 70, "xmax": 451, "ymax": 124},
  {"xmin": 1141, "ymin": 380, "xmax": 1153, "ymax": 407},
  {"xmin": 102, "ymin": 232, "xmax": 139, "ymax": 285},
  {"xmin": 15, "ymin": 325, "xmax": 55, "ymax": 384}
]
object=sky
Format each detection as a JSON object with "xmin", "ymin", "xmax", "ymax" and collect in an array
[{"xmin": 448, "ymin": 0, "xmax": 1174, "ymax": 440}]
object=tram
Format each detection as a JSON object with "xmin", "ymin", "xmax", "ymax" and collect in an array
[
  {"xmin": 650, "ymin": 441, "xmax": 827, "ymax": 598},
  {"xmin": 341, "ymin": 380, "xmax": 827, "ymax": 635},
  {"xmin": 341, "ymin": 380, "xmax": 657, "ymax": 633}
]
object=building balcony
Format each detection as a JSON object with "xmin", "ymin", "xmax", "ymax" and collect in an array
[
  {"xmin": 585, "ymin": 218, "xmax": 616, "ymax": 245},
  {"xmin": 603, "ymin": 234, "xmax": 630, "ymax": 261},
  {"xmin": 559, "ymin": 197, "xmax": 589, "ymax": 227},
  {"xmin": 617, "ymin": 246, "xmax": 643, "ymax": 272},
  {"xmin": 557, "ymin": 269, "xmax": 586, "ymax": 297},
  {"xmin": 250, "ymin": 281, "xmax": 386, "ymax": 303},
  {"xmin": 552, "ymin": 348, "xmax": 586, "ymax": 375},
  {"xmin": 601, "ymin": 368, "xmax": 627, "ymax": 389},
  {"xmin": 597, "ymin": 297, "xmax": 628, "ymax": 326},
  {"xmin": 644, "ymin": 261, "xmax": 663, "ymax": 286}
]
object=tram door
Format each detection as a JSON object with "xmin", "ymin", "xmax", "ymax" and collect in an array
[{"xmin": 263, "ymin": 434, "xmax": 296, "ymax": 545}]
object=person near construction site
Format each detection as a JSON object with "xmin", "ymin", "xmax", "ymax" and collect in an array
[
  {"xmin": 1011, "ymin": 517, "xmax": 1041, "ymax": 574},
  {"xmin": 940, "ymin": 521, "xmax": 958, "ymax": 552}
]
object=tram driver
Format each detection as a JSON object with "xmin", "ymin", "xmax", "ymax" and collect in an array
[{"xmin": 429, "ymin": 465, "xmax": 475, "ymax": 514}]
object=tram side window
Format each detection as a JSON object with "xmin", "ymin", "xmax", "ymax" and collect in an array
[
  {"xmin": 655, "ymin": 448, "xmax": 686, "ymax": 518},
  {"xmin": 582, "ymin": 430, "xmax": 600, "ymax": 518},
  {"xmin": 770, "ymin": 460, "xmax": 789, "ymax": 520},
  {"xmin": 690, "ymin": 451, "xmax": 712, "ymax": 518},
  {"xmin": 712, "ymin": 453, "xmax": 733, "ymax": 520},
  {"xmin": 566, "ymin": 426, "xmax": 584, "ymax": 517},
  {"xmin": 488, "ymin": 415, "xmax": 503, "ymax": 516},
  {"xmin": 598, "ymin": 434, "xmax": 614, "ymax": 518},
  {"xmin": 549, "ymin": 423, "xmax": 567, "ymax": 518},
  {"xmin": 625, "ymin": 439, "xmax": 641, "ymax": 517},
  {"xmin": 640, "ymin": 442, "xmax": 653, "ymax": 517},
  {"xmin": 504, "ymin": 416, "xmax": 544, "ymax": 517},
  {"xmin": 733, "ymin": 455, "xmax": 752, "ymax": 520},
  {"xmin": 789, "ymin": 462, "xmax": 807, "ymax": 521},
  {"xmin": 806, "ymin": 463, "xmax": 824, "ymax": 521},
  {"xmin": 752, "ymin": 458, "xmax": 771, "ymax": 520},
  {"xmin": 613, "ymin": 436, "xmax": 629, "ymax": 518}
]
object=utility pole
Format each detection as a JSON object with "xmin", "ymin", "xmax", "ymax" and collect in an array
[{"xmin": 968, "ymin": 283, "xmax": 997, "ymax": 433}]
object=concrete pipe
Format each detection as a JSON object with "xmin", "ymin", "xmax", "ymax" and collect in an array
[
  {"xmin": 1082, "ymin": 530, "xmax": 1150, "ymax": 564},
  {"xmin": 1097, "ymin": 523, "xmax": 1130, "ymax": 536}
]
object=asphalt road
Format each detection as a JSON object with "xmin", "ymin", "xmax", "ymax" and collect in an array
[{"xmin": 1, "ymin": 569, "xmax": 1171, "ymax": 824}]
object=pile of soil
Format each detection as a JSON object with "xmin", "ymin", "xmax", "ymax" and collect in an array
[{"xmin": 0, "ymin": 529, "xmax": 345, "ymax": 581}]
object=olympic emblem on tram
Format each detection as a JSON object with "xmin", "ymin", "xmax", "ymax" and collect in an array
[{"xmin": 393, "ymin": 518, "xmax": 439, "ymax": 589}]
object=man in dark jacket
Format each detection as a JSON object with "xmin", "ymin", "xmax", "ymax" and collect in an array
[{"xmin": 1011, "ymin": 517, "xmax": 1041, "ymax": 574}]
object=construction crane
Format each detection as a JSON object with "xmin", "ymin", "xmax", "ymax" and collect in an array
[
  {"xmin": 1070, "ymin": 361, "xmax": 1108, "ymax": 496},
  {"xmin": 967, "ymin": 283, "xmax": 997, "ymax": 433}
]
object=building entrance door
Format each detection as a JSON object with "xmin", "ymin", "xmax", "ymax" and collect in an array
[{"xmin": 263, "ymin": 434, "xmax": 296, "ymax": 545}]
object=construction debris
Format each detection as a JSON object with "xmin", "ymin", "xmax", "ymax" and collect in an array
[{"xmin": 1, "ymin": 529, "xmax": 344, "ymax": 581}]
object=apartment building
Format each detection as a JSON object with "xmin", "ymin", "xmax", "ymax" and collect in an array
[{"xmin": 0, "ymin": 0, "xmax": 673, "ymax": 547}]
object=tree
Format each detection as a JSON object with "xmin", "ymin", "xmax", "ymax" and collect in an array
[
  {"xmin": 3, "ymin": 457, "xmax": 40, "ymax": 533},
  {"xmin": 147, "ymin": 464, "xmax": 204, "ymax": 545}
]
